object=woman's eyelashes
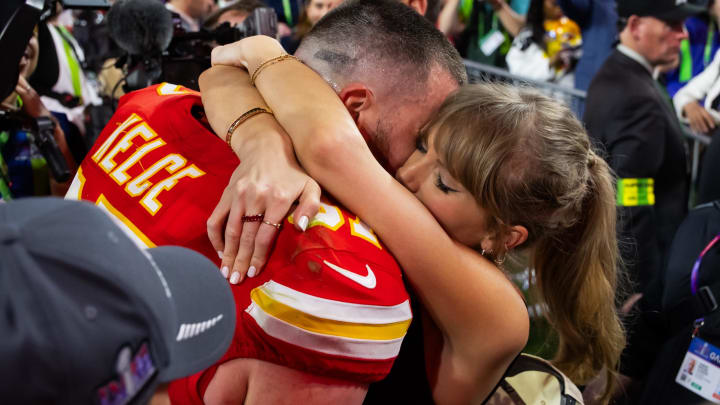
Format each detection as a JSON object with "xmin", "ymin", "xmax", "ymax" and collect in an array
[
  {"xmin": 416, "ymin": 137, "xmax": 428, "ymax": 153},
  {"xmin": 435, "ymin": 172, "xmax": 458, "ymax": 194}
]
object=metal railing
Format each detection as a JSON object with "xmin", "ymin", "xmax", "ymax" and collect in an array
[
  {"xmin": 463, "ymin": 59, "xmax": 713, "ymax": 204},
  {"xmin": 684, "ymin": 128, "xmax": 712, "ymax": 199},
  {"xmin": 463, "ymin": 59, "xmax": 587, "ymax": 118}
]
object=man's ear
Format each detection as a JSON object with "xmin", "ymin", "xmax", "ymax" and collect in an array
[
  {"xmin": 626, "ymin": 15, "xmax": 642, "ymax": 40},
  {"xmin": 405, "ymin": 0, "xmax": 427, "ymax": 16},
  {"xmin": 338, "ymin": 83, "xmax": 374, "ymax": 122},
  {"xmin": 504, "ymin": 225, "xmax": 528, "ymax": 251}
]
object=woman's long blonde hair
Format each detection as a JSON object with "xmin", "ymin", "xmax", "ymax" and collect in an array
[{"xmin": 428, "ymin": 83, "xmax": 625, "ymax": 403}]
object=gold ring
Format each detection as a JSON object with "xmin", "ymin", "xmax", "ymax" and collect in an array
[{"xmin": 262, "ymin": 219, "xmax": 282, "ymax": 229}]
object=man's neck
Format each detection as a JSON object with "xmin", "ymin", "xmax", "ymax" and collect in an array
[{"xmin": 617, "ymin": 43, "xmax": 654, "ymax": 75}]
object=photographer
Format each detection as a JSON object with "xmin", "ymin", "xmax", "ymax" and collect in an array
[{"xmin": 1, "ymin": 26, "xmax": 76, "ymax": 200}]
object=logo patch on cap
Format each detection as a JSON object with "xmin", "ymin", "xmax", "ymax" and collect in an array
[
  {"xmin": 95, "ymin": 342, "xmax": 156, "ymax": 405},
  {"xmin": 176, "ymin": 314, "xmax": 224, "ymax": 341}
]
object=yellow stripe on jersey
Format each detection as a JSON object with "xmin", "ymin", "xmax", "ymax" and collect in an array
[
  {"xmin": 96, "ymin": 195, "xmax": 157, "ymax": 248},
  {"xmin": 250, "ymin": 287, "xmax": 411, "ymax": 341},
  {"xmin": 246, "ymin": 302, "xmax": 405, "ymax": 360}
]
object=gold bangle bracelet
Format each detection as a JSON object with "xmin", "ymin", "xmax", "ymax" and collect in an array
[
  {"xmin": 226, "ymin": 107, "xmax": 273, "ymax": 148},
  {"xmin": 250, "ymin": 54, "xmax": 299, "ymax": 86}
]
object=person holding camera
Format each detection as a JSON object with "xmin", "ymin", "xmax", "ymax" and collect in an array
[
  {"xmin": 1, "ymin": 26, "xmax": 76, "ymax": 200},
  {"xmin": 166, "ymin": 0, "xmax": 216, "ymax": 32}
]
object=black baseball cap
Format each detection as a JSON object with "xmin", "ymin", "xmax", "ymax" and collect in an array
[
  {"xmin": 618, "ymin": 0, "xmax": 705, "ymax": 22},
  {"xmin": 0, "ymin": 198, "xmax": 236, "ymax": 405}
]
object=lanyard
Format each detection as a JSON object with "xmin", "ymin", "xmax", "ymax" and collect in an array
[
  {"xmin": 705, "ymin": 19, "xmax": 715, "ymax": 67},
  {"xmin": 478, "ymin": 9, "xmax": 499, "ymax": 36},
  {"xmin": 55, "ymin": 25, "xmax": 83, "ymax": 99},
  {"xmin": 690, "ymin": 234, "xmax": 720, "ymax": 334},
  {"xmin": 282, "ymin": 0, "xmax": 293, "ymax": 25},
  {"xmin": 460, "ymin": 0, "xmax": 473, "ymax": 22},
  {"xmin": 680, "ymin": 39, "xmax": 692, "ymax": 82},
  {"xmin": 691, "ymin": 234, "xmax": 720, "ymax": 295},
  {"xmin": 0, "ymin": 131, "xmax": 12, "ymax": 201},
  {"xmin": 679, "ymin": 19, "xmax": 717, "ymax": 83}
]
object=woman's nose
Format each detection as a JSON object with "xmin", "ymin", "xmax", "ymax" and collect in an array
[{"xmin": 396, "ymin": 152, "xmax": 426, "ymax": 193}]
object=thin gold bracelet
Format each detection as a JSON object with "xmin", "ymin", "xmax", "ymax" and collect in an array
[
  {"xmin": 250, "ymin": 54, "xmax": 299, "ymax": 86},
  {"xmin": 226, "ymin": 107, "xmax": 273, "ymax": 148}
]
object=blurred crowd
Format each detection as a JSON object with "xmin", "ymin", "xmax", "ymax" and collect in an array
[
  {"xmin": 4, "ymin": 0, "xmax": 719, "ymax": 202},
  {"xmin": 2, "ymin": 0, "xmax": 720, "ymax": 404}
]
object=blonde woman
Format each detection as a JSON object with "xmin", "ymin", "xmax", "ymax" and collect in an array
[{"xmin": 202, "ymin": 34, "xmax": 625, "ymax": 404}]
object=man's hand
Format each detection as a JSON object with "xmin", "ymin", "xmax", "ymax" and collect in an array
[
  {"xmin": 207, "ymin": 151, "xmax": 320, "ymax": 285},
  {"xmin": 683, "ymin": 102, "xmax": 717, "ymax": 134}
]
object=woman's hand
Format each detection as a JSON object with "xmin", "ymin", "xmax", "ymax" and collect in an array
[
  {"xmin": 211, "ymin": 35, "xmax": 286, "ymax": 72},
  {"xmin": 683, "ymin": 101, "xmax": 717, "ymax": 134},
  {"xmin": 15, "ymin": 75, "xmax": 51, "ymax": 119},
  {"xmin": 207, "ymin": 144, "xmax": 321, "ymax": 285},
  {"xmin": 199, "ymin": 64, "xmax": 320, "ymax": 284}
]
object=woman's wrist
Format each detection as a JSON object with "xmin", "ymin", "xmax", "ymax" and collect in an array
[
  {"xmin": 228, "ymin": 113, "xmax": 293, "ymax": 158},
  {"xmin": 245, "ymin": 38, "xmax": 287, "ymax": 76},
  {"xmin": 211, "ymin": 36, "xmax": 286, "ymax": 73}
]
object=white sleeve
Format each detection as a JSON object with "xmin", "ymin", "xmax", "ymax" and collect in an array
[
  {"xmin": 506, "ymin": 31, "xmax": 554, "ymax": 82},
  {"xmin": 673, "ymin": 49, "xmax": 720, "ymax": 120}
]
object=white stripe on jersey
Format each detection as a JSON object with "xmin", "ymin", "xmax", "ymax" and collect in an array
[
  {"xmin": 245, "ymin": 302, "xmax": 405, "ymax": 360},
  {"xmin": 258, "ymin": 281, "xmax": 412, "ymax": 324}
]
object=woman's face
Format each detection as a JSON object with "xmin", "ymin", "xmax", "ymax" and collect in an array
[
  {"xmin": 306, "ymin": 0, "xmax": 334, "ymax": 26},
  {"xmin": 19, "ymin": 31, "xmax": 39, "ymax": 79},
  {"xmin": 543, "ymin": 0, "xmax": 563, "ymax": 20},
  {"xmin": 396, "ymin": 130, "xmax": 490, "ymax": 249}
]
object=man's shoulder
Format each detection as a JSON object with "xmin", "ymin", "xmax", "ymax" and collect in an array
[
  {"xmin": 118, "ymin": 83, "xmax": 201, "ymax": 113},
  {"xmin": 587, "ymin": 57, "xmax": 656, "ymax": 113},
  {"xmin": 265, "ymin": 197, "xmax": 407, "ymax": 308},
  {"xmin": 589, "ymin": 52, "xmax": 645, "ymax": 89}
]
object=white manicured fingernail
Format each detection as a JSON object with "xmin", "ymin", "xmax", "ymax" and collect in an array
[
  {"xmin": 247, "ymin": 265, "xmax": 256, "ymax": 278},
  {"xmin": 221, "ymin": 266, "xmax": 229, "ymax": 279},
  {"xmin": 217, "ymin": 251, "xmax": 224, "ymax": 259},
  {"xmin": 230, "ymin": 272, "xmax": 240, "ymax": 284},
  {"xmin": 298, "ymin": 216, "xmax": 309, "ymax": 232}
]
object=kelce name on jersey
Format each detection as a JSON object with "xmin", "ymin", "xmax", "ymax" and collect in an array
[{"xmin": 89, "ymin": 113, "xmax": 205, "ymax": 215}]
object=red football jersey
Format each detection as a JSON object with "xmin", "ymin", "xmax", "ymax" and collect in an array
[{"xmin": 66, "ymin": 84, "xmax": 411, "ymax": 401}]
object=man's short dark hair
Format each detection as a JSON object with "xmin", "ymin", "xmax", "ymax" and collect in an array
[{"xmin": 297, "ymin": 0, "xmax": 467, "ymax": 88}]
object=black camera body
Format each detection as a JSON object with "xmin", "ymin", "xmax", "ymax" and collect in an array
[
  {"xmin": 0, "ymin": 110, "xmax": 71, "ymax": 182},
  {"xmin": 123, "ymin": 8, "xmax": 278, "ymax": 92}
]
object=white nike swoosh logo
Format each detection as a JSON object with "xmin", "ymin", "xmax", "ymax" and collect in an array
[{"xmin": 323, "ymin": 260, "xmax": 377, "ymax": 289}]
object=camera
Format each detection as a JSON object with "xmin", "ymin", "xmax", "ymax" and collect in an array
[
  {"xmin": 0, "ymin": 0, "xmax": 108, "ymax": 189},
  {"xmin": 0, "ymin": 110, "xmax": 71, "ymax": 182},
  {"xmin": 118, "ymin": 6, "xmax": 278, "ymax": 92}
]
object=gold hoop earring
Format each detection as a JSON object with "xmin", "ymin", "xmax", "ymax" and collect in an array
[{"xmin": 494, "ymin": 254, "xmax": 506, "ymax": 265}]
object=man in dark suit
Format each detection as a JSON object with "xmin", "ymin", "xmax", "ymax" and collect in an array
[
  {"xmin": 584, "ymin": 1, "xmax": 702, "ymax": 400},
  {"xmin": 585, "ymin": 0, "xmax": 702, "ymax": 291}
]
